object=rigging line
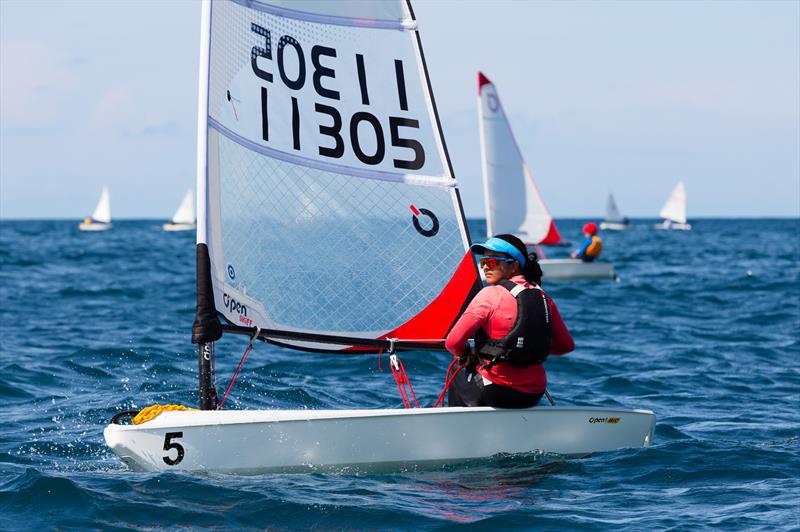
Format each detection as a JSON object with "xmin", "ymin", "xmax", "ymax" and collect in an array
[
  {"xmin": 217, "ymin": 327, "xmax": 261, "ymax": 410},
  {"xmin": 389, "ymin": 353, "xmax": 419, "ymax": 409},
  {"xmin": 433, "ymin": 357, "xmax": 462, "ymax": 408},
  {"xmin": 544, "ymin": 389, "xmax": 556, "ymax": 406}
]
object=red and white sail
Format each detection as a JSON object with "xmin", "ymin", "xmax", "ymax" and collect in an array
[
  {"xmin": 195, "ymin": 0, "xmax": 479, "ymax": 350},
  {"xmin": 477, "ymin": 71, "xmax": 561, "ymax": 245}
]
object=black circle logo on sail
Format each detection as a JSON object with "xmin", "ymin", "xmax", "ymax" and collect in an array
[
  {"xmin": 227, "ymin": 264, "xmax": 236, "ymax": 280},
  {"xmin": 488, "ymin": 92, "xmax": 499, "ymax": 113},
  {"xmin": 410, "ymin": 204, "xmax": 439, "ymax": 237}
]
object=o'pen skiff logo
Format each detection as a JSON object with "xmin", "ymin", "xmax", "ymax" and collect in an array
[
  {"xmin": 223, "ymin": 292, "xmax": 252, "ymax": 327},
  {"xmin": 410, "ymin": 204, "xmax": 439, "ymax": 237},
  {"xmin": 589, "ymin": 417, "xmax": 621, "ymax": 424},
  {"xmin": 227, "ymin": 264, "xmax": 236, "ymax": 280}
]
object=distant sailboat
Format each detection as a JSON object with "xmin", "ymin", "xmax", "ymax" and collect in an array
[
  {"xmin": 655, "ymin": 182, "xmax": 691, "ymax": 230},
  {"xmin": 600, "ymin": 193, "xmax": 630, "ymax": 230},
  {"xmin": 163, "ymin": 190, "xmax": 196, "ymax": 232},
  {"xmin": 477, "ymin": 71, "xmax": 614, "ymax": 280},
  {"xmin": 477, "ymin": 72, "xmax": 561, "ymax": 246},
  {"xmin": 78, "ymin": 186, "xmax": 112, "ymax": 231}
]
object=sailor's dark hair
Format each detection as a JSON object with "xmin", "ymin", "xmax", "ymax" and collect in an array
[{"xmin": 493, "ymin": 234, "xmax": 544, "ymax": 286}]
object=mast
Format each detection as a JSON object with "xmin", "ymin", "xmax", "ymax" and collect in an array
[{"xmin": 192, "ymin": 0, "xmax": 219, "ymax": 410}]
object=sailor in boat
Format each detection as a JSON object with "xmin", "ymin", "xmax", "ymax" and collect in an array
[
  {"xmin": 571, "ymin": 223, "xmax": 603, "ymax": 262},
  {"xmin": 82, "ymin": 217, "xmax": 94, "ymax": 226},
  {"xmin": 445, "ymin": 234, "xmax": 574, "ymax": 408}
]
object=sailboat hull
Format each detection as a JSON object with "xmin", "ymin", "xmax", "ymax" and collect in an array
[
  {"xmin": 540, "ymin": 259, "xmax": 616, "ymax": 281},
  {"xmin": 162, "ymin": 223, "xmax": 196, "ymax": 232},
  {"xmin": 104, "ymin": 406, "xmax": 654, "ymax": 474},
  {"xmin": 78, "ymin": 222, "xmax": 112, "ymax": 232},
  {"xmin": 599, "ymin": 221, "xmax": 629, "ymax": 231},
  {"xmin": 654, "ymin": 221, "xmax": 692, "ymax": 231}
]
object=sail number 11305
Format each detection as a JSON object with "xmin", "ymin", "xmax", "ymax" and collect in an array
[{"xmin": 250, "ymin": 23, "xmax": 426, "ymax": 171}]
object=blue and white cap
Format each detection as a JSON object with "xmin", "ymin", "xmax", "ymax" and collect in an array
[{"xmin": 470, "ymin": 236, "xmax": 527, "ymax": 266}]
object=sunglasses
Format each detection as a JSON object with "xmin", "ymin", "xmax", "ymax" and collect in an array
[{"xmin": 478, "ymin": 256, "xmax": 515, "ymax": 269}]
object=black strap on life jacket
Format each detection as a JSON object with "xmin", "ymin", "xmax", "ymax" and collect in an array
[{"xmin": 474, "ymin": 279, "xmax": 552, "ymax": 369}]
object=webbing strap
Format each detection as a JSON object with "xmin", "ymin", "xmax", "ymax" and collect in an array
[{"xmin": 509, "ymin": 284, "xmax": 527, "ymax": 297}]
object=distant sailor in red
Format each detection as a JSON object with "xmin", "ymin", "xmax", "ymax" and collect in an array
[
  {"xmin": 445, "ymin": 234, "xmax": 574, "ymax": 408},
  {"xmin": 572, "ymin": 222, "xmax": 603, "ymax": 262}
]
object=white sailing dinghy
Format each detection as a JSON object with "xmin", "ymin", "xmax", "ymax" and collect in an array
[
  {"xmin": 655, "ymin": 181, "xmax": 691, "ymax": 230},
  {"xmin": 600, "ymin": 193, "xmax": 629, "ymax": 231},
  {"xmin": 477, "ymin": 72, "xmax": 614, "ymax": 281},
  {"xmin": 104, "ymin": 0, "xmax": 654, "ymax": 474},
  {"xmin": 78, "ymin": 185, "xmax": 112, "ymax": 231},
  {"xmin": 163, "ymin": 189, "xmax": 196, "ymax": 231}
]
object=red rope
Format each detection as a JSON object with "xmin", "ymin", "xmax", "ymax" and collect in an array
[
  {"xmin": 390, "ymin": 355, "xmax": 419, "ymax": 408},
  {"xmin": 217, "ymin": 341, "xmax": 254, "ymax": 410},
  {"xmin": 433, "ymin": 358, "xmax": 463, "ymax": 408}
]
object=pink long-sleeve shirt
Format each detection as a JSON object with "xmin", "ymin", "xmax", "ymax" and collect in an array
[{"xmin": 445, "ymin": 275, "xmax": 574, "ymax": 393}]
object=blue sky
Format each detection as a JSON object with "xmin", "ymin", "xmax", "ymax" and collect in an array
[{"xmin": 1, "ymin": 0, "xmax": 798, "ymax": 219}]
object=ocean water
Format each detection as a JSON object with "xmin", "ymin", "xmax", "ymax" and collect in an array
[{"xmin": 0, "ymin": 218, "xmax": 798, "ymax": 530}]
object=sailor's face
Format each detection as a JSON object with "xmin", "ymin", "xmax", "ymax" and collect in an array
[{"xmin": 480, "ymin": 251, "xmax": 514, "ymax": 284}]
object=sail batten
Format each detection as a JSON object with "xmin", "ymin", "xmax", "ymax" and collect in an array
[
  {"xmin": 195, "ymin": 0, "xmax": 479, "ymax": 351},
  {"xmin": 209, "ymin": 117, "xmax": 456, "ymax": 188},
  {"xmin": 229, "ymin": 0, "xmax": 416, "ymax": 30}
]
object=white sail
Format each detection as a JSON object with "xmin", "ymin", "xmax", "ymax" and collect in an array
[
  {"xmin": 196, "ymin": 0, "xmax": 479, "ymax": 347},
  {"xmin": 91, "ymin": 186, "xmax": 111, "ymax": 223},
  {"xmin": 604, "ymin": 193, "xmax": 623, "ymax": 223},
  {"xmin": 170, "ymin": 190, "xmax": 196, "ymax": 224},
  {"xmin": 477, "ymin": 72, "xmax": 561, "ymax": 245},
  {"xmin": 658, "ymin": 182, "xmax": 687, "ymax": 224}
]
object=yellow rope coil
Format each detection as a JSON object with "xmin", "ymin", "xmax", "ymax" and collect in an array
[{"xmin": 132, "ymin": 404, "xmax": 197, "ymax": 425}]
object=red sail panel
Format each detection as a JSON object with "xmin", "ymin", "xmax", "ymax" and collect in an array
[
  {"xmin": 345, "ymin": 251, "xmax": 478, "ymax": 352},
  {"xmin": 478, "ymin": 71, "xmax": 492, "ymax": 95},
  {"xmin": 539, "ymin": 220, "xmax": 562, "ymax": 245}
]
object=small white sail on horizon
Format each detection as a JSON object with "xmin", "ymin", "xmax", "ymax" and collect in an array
[
  {"xmin": 600, "ymin": 192, "xmax": 629, "ymax": 230},
  {"xmin": 163, "ymin": 189, "xmax": 196, "ymax": 231},
  {"xmin": 656, "ymin": 181, "xmax": 691, "ymax": 230},
  {"xmin": 78, "ymin": 186, "xmax": 112, "ymax": 231}
]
